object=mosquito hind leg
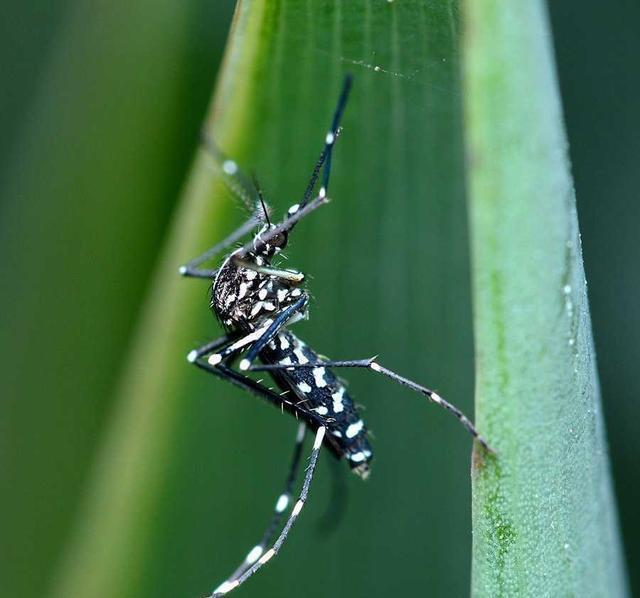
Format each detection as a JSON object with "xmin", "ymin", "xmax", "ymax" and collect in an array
[
  {"xmin": 226, "ymin": 423, "xmax": 307, "ymax": 583},
  {"xmin": 210, "ymin": 426, "xmax": 326, "ymax": 597},
  {"xmin": 250, "ymin": 358, "xmax": 494, "ymax": 453},
  {"xmin": 187, "ymin": 341, "xmax": 326, "ymax": 597}
]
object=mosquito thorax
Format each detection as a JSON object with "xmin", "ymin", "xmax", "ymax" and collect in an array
[{"xmin": 211, "ymin": 248, "xmax": 304, "ymax": 331}]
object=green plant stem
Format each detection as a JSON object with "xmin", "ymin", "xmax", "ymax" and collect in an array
[
  {"xmin": 48, "ymin": 3, "xmax": 271, "ymax": 597},
  {"xmin": 0, "ymin": 1, "xmax": 232, "ymax": 597},
  {"xmin": 464, "ymin": 1, "xmax": 629, "ymax": 596}
]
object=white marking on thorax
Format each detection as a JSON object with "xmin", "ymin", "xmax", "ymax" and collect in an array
[
  {"xmin": 314, "ymin": 406, "xmax": 328, "ymax": 415},
  {"xmin": 238, "ymin": 282, "xmax": 249, "ymax": 300}
]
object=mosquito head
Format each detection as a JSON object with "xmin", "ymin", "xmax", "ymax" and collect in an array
[{"xmin": 253, "ymin": 223, "xmax": 289, "ymax": 258}]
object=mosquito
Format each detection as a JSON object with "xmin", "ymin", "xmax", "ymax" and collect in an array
[{"xmin": 180, "ymin": 74, "xmax": 492, "ymax": 597}]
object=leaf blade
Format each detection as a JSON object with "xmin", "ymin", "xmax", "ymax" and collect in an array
[{"xmin": 463, "ymin": 1, "xmax": 629, "ymax": 595}]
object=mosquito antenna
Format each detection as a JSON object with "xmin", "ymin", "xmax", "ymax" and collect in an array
[{"xmin": 252, "ymin": 172, "xmax": 271, "ymax": 226}]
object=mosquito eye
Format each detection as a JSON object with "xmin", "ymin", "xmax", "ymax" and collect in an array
[{"xmin": 271, "ymin": 232, "xmax": 288, "ymax": 248}]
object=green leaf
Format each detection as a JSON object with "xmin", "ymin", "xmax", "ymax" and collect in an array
[
  {"xmin": 463, "ymin": 1, "xmax": 629, "ymax": 596},
  {"xmin": 47, "ymin": 1, "xmax": 629, "ymax": 597},
  {"xmin": 0, "ymin": 1, "xmax": 233, "ymax": 596}
]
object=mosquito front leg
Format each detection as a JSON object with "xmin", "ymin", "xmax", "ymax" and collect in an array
[
  {"xmin": 179, "ymin": 212, "xmax": 262, "ymax": 279},
  {"xmin": 298, "ymin": 73, "xmax": 352, "ymax": 210},
  {"xmin": 232, "ymin": 75, "xmax": 353, "ymax": 260}
]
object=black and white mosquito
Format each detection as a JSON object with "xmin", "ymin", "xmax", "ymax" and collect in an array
[{"xmin": 180, "ymin": 74, "xmax": 492, "ymax": 597}]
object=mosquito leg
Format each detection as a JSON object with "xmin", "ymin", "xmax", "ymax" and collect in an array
[
  {"xmin": 210, "ymin": 427, "xmax": 327, "ymax": 597},
  {"xmin": 237, "ymin": 295, "xmax": 308, "ymax": 371},
  {"xmin": 179, "ymin": 212, "xmax": 262, "ymax": 279},
  {"xmin": 319, "ymin": 73, "xmax": 352, "ymax": 198},
  {"xmin": 233, "ymin": 75, "xmax": 354, "ymax": 259},
  {"xmin": 226, "ymin": 423, "xmax": 307, "ymax": 582},
  {"xmin": 297, "ymin": 74, "xmax": 353, "ymax": 212},
  {"xmin": 189, "ymin": 350, "xmax": 323, "ymax": 432},
  {"xmin": 188, "ymin": 346, "xmax": 326, "ymax": 596},
  {"xmin": 187, "ymin": 325, "xmax": 287, "ymax": 368},
  {"xmin": 185, "ymin": 333, "xmax": 241, "ymax": 364},
  {"xmin": 233, "ymin": 194, "xmax": 330, "ymax": 260},
  {"xmin": 195, "ymin": 322, "xmax": 277, "ymax": 367},
  {"xmin": 251, "ymin": 358, "xmax": 494, "ymax": 452},
  {"xmin": 194, "ymin": 297, "xmax": 304, "ymax": 369}
]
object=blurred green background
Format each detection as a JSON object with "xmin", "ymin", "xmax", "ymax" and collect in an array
[{"xmin": 0, "ymin": 1, "xmax": 637, "ymax": 597}]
